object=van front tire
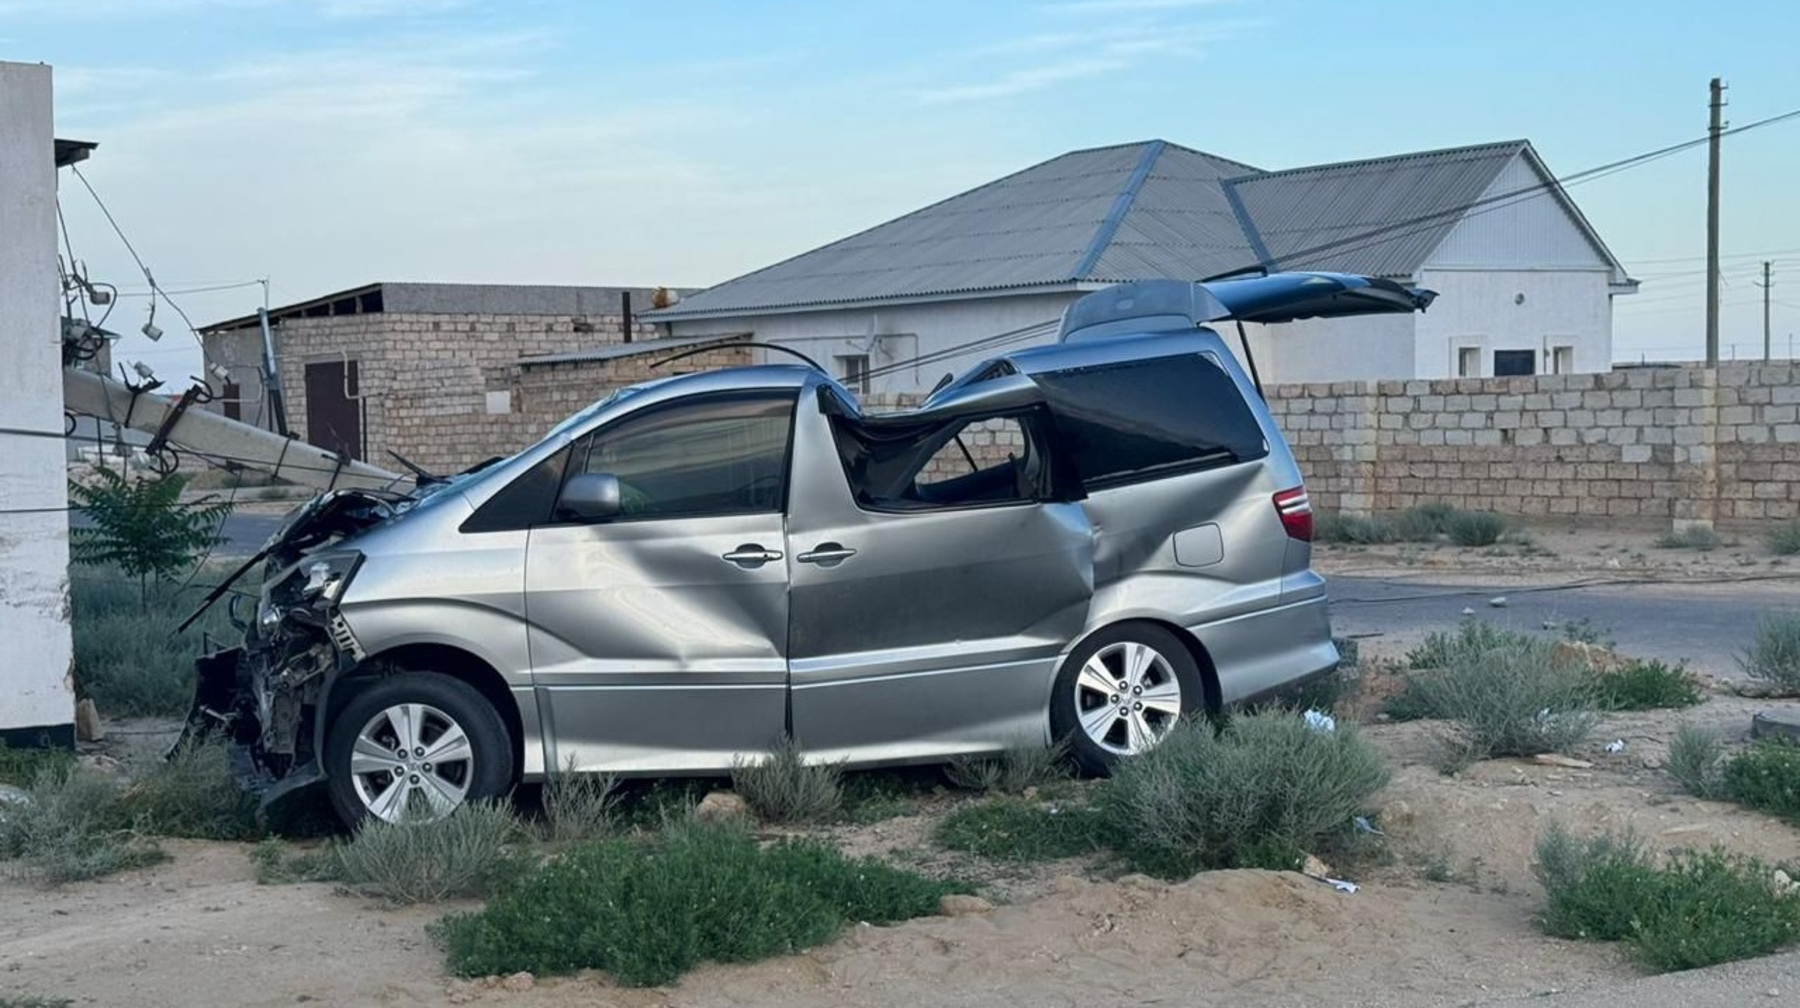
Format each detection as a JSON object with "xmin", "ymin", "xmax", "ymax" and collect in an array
[{"xmin": 323, "ymin": 672, "xmax": 514, "ymax": 827}]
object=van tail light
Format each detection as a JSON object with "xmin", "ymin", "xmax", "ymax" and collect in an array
[{"xmin": 1273, "ymin": 487, "xmax": 1313, "ymax": 541}]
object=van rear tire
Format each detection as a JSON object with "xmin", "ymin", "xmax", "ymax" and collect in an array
[{"xmin": 1050, "ymin": 623, "xmax": 1204, "ymax": 776}]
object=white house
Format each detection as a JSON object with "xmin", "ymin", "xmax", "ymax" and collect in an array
[{"xmin": 650, "ymin": 139, "xmax": 1636, "ymax": 393}]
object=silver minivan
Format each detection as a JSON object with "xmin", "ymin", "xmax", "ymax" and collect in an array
[{"xmin": 187, "ymin": 272, "xmax": 1432, "ymax": 824}]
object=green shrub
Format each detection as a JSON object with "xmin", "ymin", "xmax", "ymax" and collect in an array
[
  {"xmin": 1405, "ymin": 620, "xmax": 1528, "ymax": 670},
  {"xmin": 1392, "ymin": 503, "xmax": 1456, "ymax": 541},
  {"xmin": 332, "ymin": 800, "xmax": 528, "ymax": 904},
  {"xmin": 120, "ymin": 741, "xmax": 258, "ymax": 840},
  {"xmin": 1445, "ymin": 510, "xmax": 1508, "ymax": 547},
  {"xmin": 68, "ymin": 468, "xmax": 231, "ymax": 607},
  {"xmin": 1666, "ymin": 725, "xmax": 1723, "ymax": 798},
  {"xmin": 0, "ymin": 995, "xmax": 74, "ymax": 1008},
  {"xmin": 1534, "ymin": 824, "xmax": 1800, "ymax": 972},
  {"xmin": 0, "ymin": 765, "xmax": 162, "ymax": 885},
  {"xmin": 0, "ymin": 741, "xmax": 74, "ymax": 788},
  {"xmin": 432, "ymin": 821, "xmax": 967, "ymax": 987},
  {"xmin": 1741, "ymin": 614, "xmax": 1800, "ymax": 692},
  {"xmin": 1313, "ymin": 512, "xmax": 1395, "ymax": 545},
  {"xmin": 1400, "ymin": 633, "xmax": 1597, "ymax": 759},
  {"xmin": 1656, "ymin": 526, "xmax": 1722, "ymax": 551},
  {"xmin": 1591, "ymin": 660, "xmax": 1706, "ymax": 711},
  {"xmin": 945, "ymin": 740, "xmax": 1068, "ymax": 794},
  {"xmin": 1720, "ymin": 742, "xmax": 1800, "ymax": 822},
  {"xmin": 69, "ymin": 566, "xmax": 239, "ymax": 717},
  {"xmin": 538, "ymin": 761, "xmax": 620, "ymax": 843},
  {"xmin": 1102, "ymin": 711, "xmax": 1389, "ymax": 875},
  {"xmin": 249, "ymin": 837, "xmax": 341, "ymax": 885},
  {"xmin": 731, "ymin": 736, "xmax": 843, "ymax": 824},
  {"xmin": 934, "ymin": 797, "xmax": 1111, "ymax": 861},
  {"xmin": 1766, "ymin": 521, "xmax": 1800, "ymax": 556}
]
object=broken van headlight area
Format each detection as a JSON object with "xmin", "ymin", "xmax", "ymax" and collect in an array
[{"xmin": 183, "ymin": 489, "xmax": 401, "ymax": 797}]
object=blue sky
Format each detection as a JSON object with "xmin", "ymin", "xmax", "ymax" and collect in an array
[{"xmin": 6, "ymin": 0, "xmax": 1797, "ymax": 377}]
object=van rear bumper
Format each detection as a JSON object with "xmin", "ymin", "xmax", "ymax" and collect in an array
[{"xmin": 1187, "ymin": 592, "xmax": 1338, "ymax": 707}]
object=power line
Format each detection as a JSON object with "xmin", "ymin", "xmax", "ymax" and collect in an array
[{"xmin": 67, "ymin": 164, "xmax": 206, "ymax": 349}]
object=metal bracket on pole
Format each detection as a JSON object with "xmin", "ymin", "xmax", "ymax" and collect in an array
[{"xmin": 145, "ymin": 385, "xmax": 203, "ymax": 457}]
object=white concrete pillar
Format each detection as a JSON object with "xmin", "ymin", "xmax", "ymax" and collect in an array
[{"xmin": 0, "ymin": 61, "xmax": 75, "ymax": 746}]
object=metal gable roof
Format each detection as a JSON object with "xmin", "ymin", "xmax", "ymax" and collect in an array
[
  {"xmin": 1219, "ymin": 141, "xmax": 1529, "ymax": 277},
  {"xmin": 652, "ymin": 137, "xmax": 1626, "ymax": 321},
  {"xmin": 650, "ymin": 141, "xmax": 1261, "ymax": 320}
]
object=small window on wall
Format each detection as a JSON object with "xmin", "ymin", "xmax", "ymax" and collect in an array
[
  {"xmin": 835, "ymin": 354, "xmax": 871, "ymax": 395},
  {"xmin": 1457, "ymin": 347, "xmax": 1482, "ymax": 377},
  {"xmin": 1552, "ymin": 346, "xmax": 1575, "ymax": 375},
  {"xmin": 1494, "ymin": 350, "xmax": 1536, "ymax": 377}
]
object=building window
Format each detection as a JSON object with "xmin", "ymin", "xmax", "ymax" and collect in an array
[
  {"xmin": 1494, "ymin": 349, "xmax": 1536, "ymax": 377},
  {"xmin": 1551, "ymin": 345, "xmax": 1575, "ymax": 374},
  {"xmin": 835, "ymin": 354, "xmax": 871, "ymax": 394},
  {"xmin": 1457, "ymin": 347, "xmax": 1482, "ymax": 378}
]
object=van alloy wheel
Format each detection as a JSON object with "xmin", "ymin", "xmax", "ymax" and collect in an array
[
  {"xmin": 1072, "ymin": 640, "xmax": 1182, "ymax": 756},
  {"xmin": 348, "ymin": 702, "xmax": 476, "ymax": 822}
]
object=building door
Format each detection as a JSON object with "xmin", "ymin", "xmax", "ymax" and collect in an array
[{"xmin": 304, "ymin": 360, "xmax": 361, "ymax": 460}]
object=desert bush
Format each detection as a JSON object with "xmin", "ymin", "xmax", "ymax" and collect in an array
[
  {"xmin": 731, "ymin": 735, "xmax": 843, "ymax": 823},
  {"xmin": 249, "ymin": 837, "xmax": 341, "ymax": 885},
  {"xmin": 0, "ymin": 765, "xmax": 162, "ymax": 885},
  {"xmin": 934, "ymin": 796, "xmax": 1111, "ymax": 861},
  {"xmin": 120, "ymin": 741, "xmax": 257, "ymax": 840},
  {"xmin": 0, "ymin": 741, "xmax": 74, "ymax": 788},
  {"xmin": 1312, "ymin": 512, "xmax": 1394, "ymax": 545},
  {"xmin": 1400, "ymin": 633, "xmax": 1597, "ymax": 760},
  {"xmin": 1444, "ymin": 510, "xmax": 1508, "ymax": 547},
  {"xmin": 1741, "ymin": 613, "xmax": 1800, "ymax": 692},
  {"xmin": 1655, "ymin": 525, "xmax": 1722, "ymax": 551},
  {"xmin": 945, "ymin": 740, "xmax": 1068, "ymax": 794},
  {"xmin": 1591, "ymin": 660, "xmax": 1705, "ymax": 711},
  {"xmin": 1391, "ymin": 503, "xmax": 1457, "ymax": 541},
  {"xmin": 538, "ymin": 761, "xmax": 620, "ymax": 843},
  {"xmin": 332, "ymin": 800, "xmax": 528, "ymax": 904},
  {"xmin": 1666, "ymin": 725, "xmax": 1724, "ymax": 798},
  {"xmin": 432, "ymin": 820, "xmax": 967, "ymax": 987},
  {"xmin": 1534, "ymin": 824, "xmax": 1800, "ymax": 972},
  {"xmin": 1404, "ymin": 620, "xmax": 1527, "ymax": 671},
  {"xmin": 1103, "ymin": 711, "xmax": 1389, "ymax": 874},
  {"xmin": 1766, "ymin": 521, "xmax": 1800, "ymax": 556},
  {"xmin": 1720, "ymin": 742, "xmax": 1800, "ymax": 822},
  {"xmin": 0, "ymin": 995, "xmax": 74, "ymax": 1008},
  {"xmin": 69, "ymin": 565, "xmax": 238, "ymax": 717}
]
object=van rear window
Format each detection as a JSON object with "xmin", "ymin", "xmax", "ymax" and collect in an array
[{"xmin": 1034, "ymin": 353, "xmax": 1268, "ymax": 489}]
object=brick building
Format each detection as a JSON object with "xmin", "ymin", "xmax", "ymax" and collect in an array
[{"xmin": 200, "ymin": 282, "xmax": 744, "ymax": 473}]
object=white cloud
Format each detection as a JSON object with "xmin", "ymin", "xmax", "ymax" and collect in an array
[{"xmin": 914, "ymin": 21, "xmax": 1239, "ymax": 105}]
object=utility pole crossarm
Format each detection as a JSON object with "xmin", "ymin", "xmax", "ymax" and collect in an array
[{"xmin": 62, "ymin": 367, "xmax": 405, "ymax": 492}]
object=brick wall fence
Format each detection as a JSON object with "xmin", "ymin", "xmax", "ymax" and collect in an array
[{"xmin": 1266, "ymin": 362, "xmax": 1800, "ymax": 527}]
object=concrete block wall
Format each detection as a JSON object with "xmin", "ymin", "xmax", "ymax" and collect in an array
[{"xmin": 1266, "ymin": 363, "xmax": 1800, "ymax": 526}]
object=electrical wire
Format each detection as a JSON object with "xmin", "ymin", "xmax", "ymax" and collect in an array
[{"xmin": 68, "ymin": 164, "xmax": 206, "ymax": 348}]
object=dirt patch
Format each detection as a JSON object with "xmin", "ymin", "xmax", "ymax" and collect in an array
[
  {"xmin": 1314, "ymin": 520, "xmax": 1795, "ymax": 586},
  {"xmin": 5, "ymin": 686, "xmax": 1797, "ymax": 1007}
]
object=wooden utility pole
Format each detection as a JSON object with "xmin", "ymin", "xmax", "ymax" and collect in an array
[
  {"xmin": 1706, "ymin": 77, "xmax": 1726, "ymax": 366},
  {"xmin": 1756, "ymin": 261, "xmax": 1775, "ymax": 360}
]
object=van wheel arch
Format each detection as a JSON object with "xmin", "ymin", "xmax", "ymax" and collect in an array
[
  {"xmin": 328, "ymin": 644, "xmax": 524, "ymax": 787},
  {"xmin": 1050, "ymin": 618, "xmax": 1220, "ymax": 775}
]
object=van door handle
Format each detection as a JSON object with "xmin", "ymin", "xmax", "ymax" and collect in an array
[
  {"xmin": 796, "ymin": 543, "xmax": 856, "ymax": 568},
  {"xmin": 721, "ymin": 544, "xmax": 783, "ymax": 569}
]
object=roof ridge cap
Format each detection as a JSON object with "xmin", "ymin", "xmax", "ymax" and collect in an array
[{"xmin": 1071, "ymin": 140, "xmax": 1166, "ymax": 280}]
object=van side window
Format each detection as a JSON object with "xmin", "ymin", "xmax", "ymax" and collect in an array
[
  {"xmin": 461, "ymin": 449, "xmax": 570, "ymax": 533},
  {"xmin": 568, "ymin": 391, "xmax": 797, "ymax": 521},
  {"xmin": 829, "ymin": 408, "xmax": 1067, "ymax": 511},
  {"xmin": 1035, "ymin": 353, "xmax": 1269, "ymax": 490}
]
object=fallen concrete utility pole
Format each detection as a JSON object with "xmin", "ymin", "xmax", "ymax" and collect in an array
[{"xmin": 63, "ymin": 367, "xmax": 405, "ymax": 492}]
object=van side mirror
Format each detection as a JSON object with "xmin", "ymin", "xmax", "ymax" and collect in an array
[{"xmin": 558, "ymin": 473, "xmax": 622, "ymax": 521}]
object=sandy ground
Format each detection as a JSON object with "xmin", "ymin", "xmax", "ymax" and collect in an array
[
  {"xmin": 5, "ymin": 684, "xmax": 1797, "ymax": 1008},
  {"xmin": 1313, "ymin": 520, "xmax": 1799, "ymax": 587}
]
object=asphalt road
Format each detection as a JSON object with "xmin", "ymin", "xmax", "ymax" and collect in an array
[
  {"xmin": 216, "ymin": 511, "xmax": 283, "ymax": 552},
  {"xmin": 1327, "ymin": 573, "xmax": 1800, "ymax": 674}
]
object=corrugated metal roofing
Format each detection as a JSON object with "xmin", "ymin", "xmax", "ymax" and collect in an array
[
  {"xmin": 1221, "ymin": 141, "xmax": 1529, "ymax": 277},
  {"xmin": 516, "ymin": 333, "xmax": 746, "ymax": 366},
  {"xmin": 652, "ymin": 137, "xmax": 1617, "ymax": 320}
]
